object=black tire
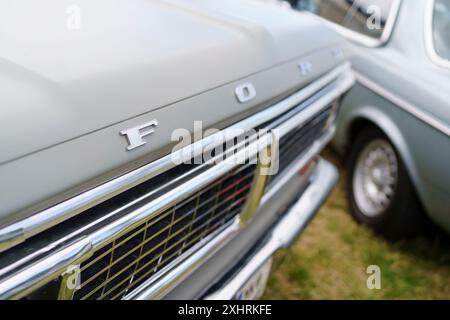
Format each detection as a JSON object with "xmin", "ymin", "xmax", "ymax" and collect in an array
[{"xmin": 347, "ymin": 126, "xmax": 425, "ymax": 240}]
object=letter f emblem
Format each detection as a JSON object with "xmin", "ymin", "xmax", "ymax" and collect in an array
[{"xmin": 120, "ymin": 120, "xmax": 158, "ymax": 151}]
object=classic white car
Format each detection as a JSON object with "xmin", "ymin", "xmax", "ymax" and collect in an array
[{"xmin": 0, "ymin": 0, "xmax": 353, "ymax": 300}]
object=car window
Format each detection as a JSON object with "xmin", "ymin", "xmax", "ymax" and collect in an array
[
  {"xmin": 432, "ymin": 0, "xmax": 450, "ymax": 61},
  {"xmin": 292, "ymin": 0, "xmax": 396, "ymax": 40}
]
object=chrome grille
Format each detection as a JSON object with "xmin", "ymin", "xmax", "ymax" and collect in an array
[
  {"xmin": 269, "ymin": 107, "xmax": 331, "ymax": 183},
  {"xmin": 73, "ymin": 164, "xmax": 256, "ymax": 300}
]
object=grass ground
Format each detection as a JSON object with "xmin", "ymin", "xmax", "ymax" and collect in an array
[{"xmin": 263, "ymin": 148, "xmax": 450, "ymax": 299}]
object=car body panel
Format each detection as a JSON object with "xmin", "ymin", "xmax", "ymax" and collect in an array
[
  {"xmin": 335, "ymin": 83, "xmax": 450, "ymax": 232},
  {"xmin": 0, "ymin": 0, "xmax": 339, "ymax": 165},
  {"xmin": 0, "ymin": 0, "xmax": 351, "ymax": 226},
  {"xmin": 324, "ymin": 0, "xmax": 450, "ymax": 232},
  {"xmin": 0, "ymin": 46, "xmax": 350, "ymax": 227}
]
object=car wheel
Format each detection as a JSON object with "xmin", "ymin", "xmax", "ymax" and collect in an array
[{"xmin": 347, "ymin": 126, "xmax": 424, "ymax": 239}]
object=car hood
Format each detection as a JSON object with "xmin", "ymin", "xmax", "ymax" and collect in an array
[{"xmin": 0, "ymin": 0, "xmax": 338, "ymax": 164}]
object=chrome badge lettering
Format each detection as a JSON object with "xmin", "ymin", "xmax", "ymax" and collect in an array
[
  {"xmin": 120, "ymin": 120, "xmax": 158, "ymax": 151},
  {"xmin": 298, "ymin": 61, "xmax": 313, "ymax": 76},
  {"xmin": 235, "ymin": 83, "xmax": 256, "ymax": 103}
]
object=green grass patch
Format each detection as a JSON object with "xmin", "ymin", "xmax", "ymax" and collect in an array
[{"xmin": 263, "ymin": 149, "xmax": 450, "ymax": 300}]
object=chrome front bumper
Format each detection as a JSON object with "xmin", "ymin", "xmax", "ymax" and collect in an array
[{"xmin": 205, "ymin": 158, "xmax": 338, "ymax": 300}]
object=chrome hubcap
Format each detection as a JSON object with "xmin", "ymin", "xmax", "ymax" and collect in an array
[{"xmin": 353, "ymin": 139, "xmax": 398, "ymax": 217}]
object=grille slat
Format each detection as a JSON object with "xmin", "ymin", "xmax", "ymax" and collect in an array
[
  {"xmin": 80, "ymin": 190, "xmax": 251, "ymax": 293},
  {"xmin": 73, "ymin": 164, "xmax": 256, "ymax": 300},
  {"xmin": 269, "ymin": 107, "xmax": 332, "ymax": 184},
  {"xmin": 102, "ymin": 215, "xmax": 239, "ymax": 300},
  {"xmin": 85, "ymin": 208, "xmax": 243, "ymax": 300}
]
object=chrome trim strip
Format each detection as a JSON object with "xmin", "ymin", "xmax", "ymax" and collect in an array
[
  {"xmin": 275, "ymin": 82, "xmax": 347, "ymax": 137},
  {"xmin": 205, "ymin": 159, "xmax": 338, "ymax": 300},
  {"xmin": 304, "ymin": 0, "xmax": 401, "ymax": 48},
  {"xmin": 424, "ymin": 0, "xmax": 450, "ymax": 69},
  {"xmin": 0, "ymin": 238, "xmax": 92, "ymax": 299},
  {"xmin": 354, "ymin": 70, "xmax": 450, "ymax": 137},
  {"xmin": 261, "ymin": 126, "xmax": 335, "ymax": 204},
  {"xmin": 238, "ymin": 151, "xmax": 271, "ymax": 227},
  {"xmin": 125, "ymin": 219, "xmax": 240, "ymax": 300},
  {"xmin": 0, "ymin": 63, "xmax": 352, "ymax": 253}
]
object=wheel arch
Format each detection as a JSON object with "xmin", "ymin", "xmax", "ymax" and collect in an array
[{"xmin": 343, "ymin": 106, "xmax": 426, "ymax": 206}]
